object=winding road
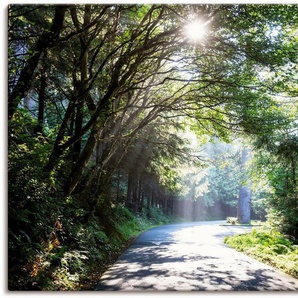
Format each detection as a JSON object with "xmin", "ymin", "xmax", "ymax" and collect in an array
[{"xmin": 95, "ymin": 221, "xmax": 298, "ymax": 291}]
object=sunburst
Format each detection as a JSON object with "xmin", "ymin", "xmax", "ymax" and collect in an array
[{"xmin": 185, "ymin": 20, "xmax": 208, "ymax": 42}]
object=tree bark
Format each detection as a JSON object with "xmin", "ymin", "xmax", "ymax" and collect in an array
[
  {"xmin": 237, "ymin": 147, "xmax": 252, "ymax": 224},
  {"xmin": 43, "ymin": 98, "xmax": 76, "ymax": 174},
  {"xmin": 72, "ymin": 5, "xmax": 91, "ymax": 161},
  {"xmin": 64, "ymin": 126, "xmax": 97, "ymax": 197},
  {"xmin": 34, "ymin": 52, "xmax": 47, "ymax": 135}
]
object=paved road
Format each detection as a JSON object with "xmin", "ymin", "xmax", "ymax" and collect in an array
[{"xmin": 95, "ymin": 221, "xmax": 298, "ymax": 291}]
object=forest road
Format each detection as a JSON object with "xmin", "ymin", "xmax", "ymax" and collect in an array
[{"xmin": 95, "ymin": 220, "xmax": 298, "ymax": 291}]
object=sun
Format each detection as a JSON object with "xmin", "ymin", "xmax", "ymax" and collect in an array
[{"xmin": 185, "ymin": 20, "xmax": 208, "ymax": 42}]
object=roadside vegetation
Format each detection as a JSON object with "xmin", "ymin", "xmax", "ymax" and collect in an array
[
  {"xmin": 9, "ymin": 204, "xmax": 178, "ymax": 290},
  {"xmin": 224, "ymin": 228, "xmax": 298, "ymax": 279}
]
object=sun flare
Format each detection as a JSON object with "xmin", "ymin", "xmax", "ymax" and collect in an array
[{"xmin": 185, "ymin": 20, "xmax": 208, "ymax": 42}]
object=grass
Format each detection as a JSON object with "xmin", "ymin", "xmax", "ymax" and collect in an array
[{"xmin": 224, "ymin": 228, "xmax": 298, "ymax": 278}]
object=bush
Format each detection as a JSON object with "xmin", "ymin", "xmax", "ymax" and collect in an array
[
  {"xmin": 224, "ymin": 228, "xmax": 298, "ymax": 278},
  {"xmin": 8, "ymin": 166, "xmax": 180, "ymax": 291},
  {"xmin": 148, "ymin": 206, "xmax": 173, "ymax": 225}
]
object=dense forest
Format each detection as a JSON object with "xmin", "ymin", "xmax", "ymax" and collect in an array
[{"xmin": 8, "ymin": 4, "xmax": 298, "ymax": 290}]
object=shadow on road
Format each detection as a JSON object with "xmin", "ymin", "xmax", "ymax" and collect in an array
[
  {"xmin": 96, "ymin": 222, "xmax": 298, "ymax": 291},
  {"xmin": 96, "ymin": 241, "xmax": 297, "ymax": 291}
]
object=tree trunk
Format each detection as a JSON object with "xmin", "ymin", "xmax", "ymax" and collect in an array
[
  {"xmin": 237, "ymin": 147, "xmax": 252, "ymax": 224},
  {"xmin": 125, "ymin": 171, "xmax": 133, "ymax": 209},
  {"xmin": 34, "ymin": 51, "xmax": 47, "ymax": 134},
  {"xmin": 73, "ymin": 98, "xmax": 83, "ymax": 161},
  {"xmin": 64, "ymin": 126, "xmax": 97, "ymax": 196},
  {"xmin": 73, "ymin": 5, "xmax": 91, "ymax": 161},
  {"xmin": 43, "ymin": 98, "xmax": 76, "ymax": 174},
  {"xmin": 139, "ymin": 177, "xmax": 144, "ymax": 212}
]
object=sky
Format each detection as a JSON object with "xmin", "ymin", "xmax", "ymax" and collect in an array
[{"xmin": 3, "ymin": 1, "xmax": 297, "ymax": 297}]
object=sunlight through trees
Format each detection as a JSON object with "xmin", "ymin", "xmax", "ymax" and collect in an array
[{"xmin": 8, "ymin": 4, "xmax": 298, "ymax": 290}]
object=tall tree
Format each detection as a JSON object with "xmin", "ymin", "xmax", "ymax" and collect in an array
[{"xmin": 237, "ymin": 147, "xmax": 252, "ymax": 224}]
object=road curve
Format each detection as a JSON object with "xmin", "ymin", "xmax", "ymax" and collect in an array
[{"xmin": 95, "ymin": 221, "xmax": 298, "ymax": 291}]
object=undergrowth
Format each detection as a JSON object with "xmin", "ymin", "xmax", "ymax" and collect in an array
[
  {"xmin": 8, "ymin": 204, "xmax": 178, "ymax": 290},
  {"xmin": 224, "ymin": 228, "xmax": 298, "ymax": 278}
]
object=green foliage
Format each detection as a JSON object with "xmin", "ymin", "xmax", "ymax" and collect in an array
[
  {"xmin": 224, "ymin": 228, "xmax": 298, "ymax": 278},
  {"xmin": 147, "ymin": 206, "xmax": 175, "ymax": 225},
  {"xmin": 9, "ymin": 200, "xmax": 177, "ymax": 290},
  {"xmin": 202, "ymin": 143, "xmax": 241, "ymax": 208},
  {"xmin": 252, "ymin": 130, "xmax": 298, "ymax": 239},
  {"xmin": 113, "ymin": 205, "xmax": 139, "ymax": 240},
  {"xmin": 179, "ymin": 140, "xmax": 243, "ymax": 210}
]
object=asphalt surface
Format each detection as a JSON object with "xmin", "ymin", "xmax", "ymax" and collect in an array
[{"xmin": 95, "ymin": 221, "xmax": 298, "ymax": 291}]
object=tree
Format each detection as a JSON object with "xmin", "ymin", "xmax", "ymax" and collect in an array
[
  {"xmin": 176, "ymin": 139, "xmax": 256, "ymax": 220},
  {"xmin": 237, "ymin": 147, "xmax": 252, "ymax": 224},
  {"xmin": 253, "ymin": 127, "xmax": 298, "ymax": 238}
]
